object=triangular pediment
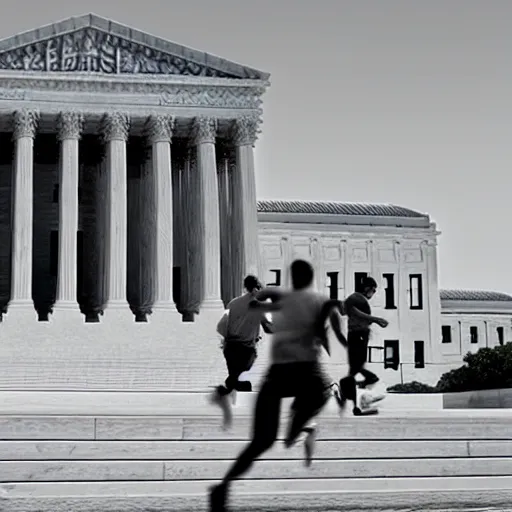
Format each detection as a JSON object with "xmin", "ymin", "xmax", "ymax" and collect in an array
[{"xmin": 0, "ymin": 14, "xmax": 269, "ymax": 80}]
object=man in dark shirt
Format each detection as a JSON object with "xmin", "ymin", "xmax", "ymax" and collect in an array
[{"xmin": 336, "ymin": 276, "xmax": 388, "ymax": 415}]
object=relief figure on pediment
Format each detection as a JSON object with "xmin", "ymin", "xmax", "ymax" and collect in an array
[{"xmin": 0, "ymin": 28, "xmax": 233, "ymax": 77}]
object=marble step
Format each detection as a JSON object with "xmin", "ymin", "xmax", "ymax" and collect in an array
[
  {"xmin": 1, "ymin": 415, "xmax": 511, "ymax": 441},
  {"xmin": 4, "ymin": 439, "xmax": 494, "ymax": 460},
  {"xmin": 2, "ymin": 477, "xmax": 512, "ymax": 511},
  {"xmin": 0, "ymin": 390, "xmax": 445, "ymax": 415},
  {"xmin": 1, "ymin": 455, "xmax": 512, "ymax": 482}
]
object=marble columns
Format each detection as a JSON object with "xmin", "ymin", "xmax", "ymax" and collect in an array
[
  {"xmin": 101, "ymin": 112, "xmax": 130, "ymax": 310},
  {"xmin": 230, "ymin": 115, "xmax": 260, "ymax": 297},
  {"xmin": 146, "ymin": 115, "xmax": 177, "ymax": 312},
  {"xmin": 9, "ymin": 109, "xmax": 39, "ymax": 311},
  {"xmin": 192, "ymin": 117, "xmax": 223, "ymax": 310},
  {"xmin": 54, "ymin": 111, "xmax": 84, "ymax": 312}
]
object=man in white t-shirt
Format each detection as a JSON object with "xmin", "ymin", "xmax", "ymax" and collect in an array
[
  {"xmin": 210, "ymin": 275, "xmax": 273, "ymax": 428},
  {"xmin": 209, "ymin": 260, "xmax": 347, "ymax": 512}
]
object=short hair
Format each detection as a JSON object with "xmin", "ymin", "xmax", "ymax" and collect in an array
[
  {"xmin": 243, "ymin": 275, "xmax": 260, "ymax": 292},
  {"xmin": 290, "ymin": 259, "xmax": 314, "ymax": 289},
  {"xmin": 361, "ymin": 276, "xmax": 378, "ymax": 291}
]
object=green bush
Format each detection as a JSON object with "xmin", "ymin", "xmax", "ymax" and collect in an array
[
  {"xmin": 435, "ymin": 343, "xmax": 512, "ymax": 393},
  {"xmin": 387, "ymin": 381, "xmax": 437, "ymax": 393}
]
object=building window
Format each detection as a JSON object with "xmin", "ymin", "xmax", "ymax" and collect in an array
[
  {"xmin": 414, "ymin": 340, "xmax": 425, "ymax": 368},
  {"xmin": 470, "ymin": 326, "xmax": 478, "ymax": 344},
  {"xmin": 409, "ymin": 274, "xmax": 423, "ymax": 310},
  {"xmin": 326, "ymin": 271, "xmax": 339, "ymax": 299},
  {"xmin": 50, "ymin": 230, "xmax": 58, "ymax": 277},
  {"xmin": 442, "ymin": 325, "xmax": 452, "ymax": 344},
  {"xmin": 497, "ymin": 326, "xmax": 504, "ymax": 346},
  {"xmin": 384, "ymin": 340, "xmax": 400, "ymax": 370},
  {"xmin": 354, "ymin": 272, "xmax": 368, "ymax": 293},
  {"xmin": 267, "ymin": 269, "xmax": 281, "ymax": 287},
  {"xmin": 383, "ymin": 273, "xmax": 396, "ymax": 309}
]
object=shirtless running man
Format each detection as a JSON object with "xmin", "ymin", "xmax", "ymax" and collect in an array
[{"xmin": 209, "ymin": 259, "xmax": 346, "ymax": 512}]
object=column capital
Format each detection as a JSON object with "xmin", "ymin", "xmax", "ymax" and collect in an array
[
  {"xmin": 101, "ymin": 112, "xmax": 130, "ymax": 142},
  {"xmin": 231, "ymin": 115, "xmax": 260, "ymax": 147},
  {"xmin": 57, "ymin": 111, "xmax": 84, "ymax": 141},
  {"xmin": 12, "ymin": 109, "xmax": 39, "ymax": 139},
  {"xmin": 192, "ymin": 117, "xmax": 217, "ymax": 145},
  {"xmin": 145, "ymin": 115, "xmax": 175, "ymax": 144}
]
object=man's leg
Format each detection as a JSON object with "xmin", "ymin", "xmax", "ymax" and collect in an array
[
  {"xmin": 357, "ymin": 332, "xmax": 379, "ymax": 389},
  {"xmin": 210, "ymin": 346, "xmax": 244, "ymax": 429},
  {"xmin": 285, "ymin": 368, "xmax": 331, "ymax": 467},
  {"xmin": 234, "ymin": 347, "xmax": 257, "ymax": 392},
  {"xmin": 209, "ymin": 378, "xmax": 281, "ymax": 511}
]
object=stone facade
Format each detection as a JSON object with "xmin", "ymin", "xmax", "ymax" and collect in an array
[
  {"xmin": 0, "ymin": 14, "xmax": 269, "ymax": 392},
  {"xmin": 256, "ymin": 201, "xmax": 512, "ymax": 386}
]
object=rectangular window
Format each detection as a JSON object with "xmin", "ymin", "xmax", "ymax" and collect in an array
[
  {"xmin": 267, "ymin": 269, "xmax": 281, "ymax": 287},
  {"xmin": 50, "ymin": 230, "xmax": 58, "ymax": 277},
  {"xmin": 414, "ymin": 340, "xmax": 425, "ymax": 368},
  {"xmin": 470, "ymin": 326, "xmax": 478, "ymax": 344},
  {"xmin": 383, "ymin": 273, "xmax": 396, "ymax": 309},
  {"xmin": 384, "ymin": 339, "xmax": 400, "ymax": 370},
  {"xmin": 497, "ymin": 326, "xmax": 504, "ymax": 346},
  {"xmin": 354, "ymin": 272, "xmax": 368, "ymax": 293},
  {"xmin": 409, "ymin": 274, "xmax": 423, "ymax": 310},
  {"xmin": 326, "ymin": 271, "xmax": 339, "ymax": 299},
  {"xmin": 442, "ymin": 325, "xmax": 452, "ymax": 344}
]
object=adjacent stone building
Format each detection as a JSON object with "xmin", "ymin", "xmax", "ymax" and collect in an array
[{"xmin": 255, "ymin": 200, "xmax": 512, "ymax": 385}]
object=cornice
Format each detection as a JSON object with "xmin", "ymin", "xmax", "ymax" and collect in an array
[{"xmin": 0, "ymin": 71, "xmax": 268, "ymax": 111}]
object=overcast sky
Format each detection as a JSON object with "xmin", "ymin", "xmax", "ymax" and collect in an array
[{"xmin": 2, "ymin": 0, "xmax": 511, "ymax": 293}]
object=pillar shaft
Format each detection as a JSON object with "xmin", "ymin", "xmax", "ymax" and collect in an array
[
  {"xmin": 10, "ymin": 109, "xmax": 39, "ymax": 309},
  {"xmin": 146, "ymin": 115, "xmax": 176, "ymax": 311},
  {"xmin": 230, "ymin": 115, "xmax": 261, "ymax": 296},
  {"xmin": 55, "ymin": 112, "xmax": 84, "ymax": 310},
  {"xmin": 101, "ymin": 112, "xmax": 130, "ymax": 309},
  {"xmin": 193, "ymin": 117, "xmax": 223, "ymax": 309}
]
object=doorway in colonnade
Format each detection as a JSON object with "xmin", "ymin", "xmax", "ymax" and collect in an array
[
  {"xmin": 32, "ymin": 133, "xmax": 59, "ymax": 321},
  {"xmin": 0, "ymin": 132, "xmax": 13, "ymax": 320}
]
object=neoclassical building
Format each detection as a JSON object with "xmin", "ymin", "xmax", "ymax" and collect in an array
[
  {"xmin": 0, "ymin": 14, "xmax": 268, "ymax": 392},
  {"xmin": 0, "ymin": 15, "xmax": 509, "ymax": 392}
]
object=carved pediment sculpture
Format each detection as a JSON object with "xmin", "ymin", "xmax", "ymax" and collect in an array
[{"xmin": 0, "ymin": 26, "xmax": 260, "ymax": 79}]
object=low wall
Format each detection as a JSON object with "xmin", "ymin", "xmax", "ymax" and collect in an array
[{"xmin": 443, "ymin": 388, "xmax": 512, "ymax": 409}]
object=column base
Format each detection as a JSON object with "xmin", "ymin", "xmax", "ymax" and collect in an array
[
  {"xmin": 200, "ymin": 298, "xmax": 225, "ymax": 311},
  {"xmin": 4, "ymin": 301, "xmax": 37, "ymax": 323},
  {"xmin": 152, "ymin": 301, "xmax": 178, "ymax": 312},
  {"xmin": 53, "ymin": 300, "xmax": 81, "ymax": 311},
  {"xmin": 103, "ymin": 302, "xmax": 134, "ymax": 323}
]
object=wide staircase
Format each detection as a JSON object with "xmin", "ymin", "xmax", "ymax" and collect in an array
[{"xmin": 1, "ymin": 392, "xmax": 512, "ymax": 511}]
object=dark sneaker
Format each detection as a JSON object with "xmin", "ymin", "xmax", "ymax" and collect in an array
[
  {"xmin": 353, "ymin": 406, "xmax": 379, "ymax": 416},
  {"xmin": 209, "ymin": 386, "xmax": 233, "ymax": 430},
  {"xmin": 235, "ymin": 380, "xmax": 252, "ymax": 392},
  {"xmin": 209, "ymin": 483, "xmax": 228, "ymax": 512},
  {"xmin": 358, "ymin": 375, "xmax": 380, "ymax": 389}
]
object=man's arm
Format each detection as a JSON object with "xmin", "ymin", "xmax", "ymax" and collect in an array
[
  {"xmin": 249, "ymin": 299, "xmax": 282, "ymax": 313},
  {"xmin": 255, "ymin": 287, "xmax": 283, "ymax": 303},
  {"xmin": 261, "ymin": 316, "xmax": 274, "ymax": 334},
  {"xmin": 350, "ymin": 306, "xmax": 388, "ymax": 327},
  {"xmin": 329, "ymin": 308, "xmax": 347, "ymax": 347}
]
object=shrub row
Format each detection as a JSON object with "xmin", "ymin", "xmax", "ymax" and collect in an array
[{"xmin": 387, "ymin": 343, "xmax": 512, "ymax": 393}]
